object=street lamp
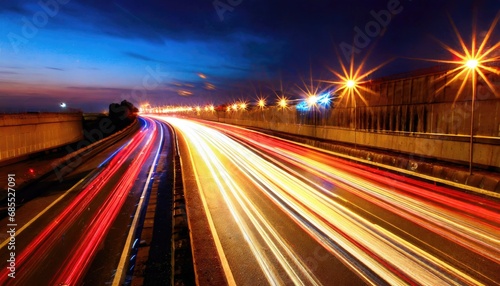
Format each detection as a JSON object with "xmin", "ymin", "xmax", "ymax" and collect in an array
[
  {"xmin": 278, "ymin": 97, "xmax": 288, "ymax": 109},
  {"xmin": 258, "ymin": 99, "xmax": 266, "ymax": 109},
  {"xmin": 465, "ymin": 59, "xmax": 478, "ymax": 70},
  {"xmin": 346, "ymin": 79, "xmax": 356, "ymax": 89},
  {"xmin": 427, "ymin": 15, "xmax": 500, "ymax": 174},
  {"xmin": 257, "ymin": 98, "xmax": 267, "ymax": 123},
  {"xmin": 307, "ymin": 95, "xmax": 318, "ymax": 134},
  {"xmin": 345, "ymin": 80, "xmax": 358, "ymax": 147},
  {"xmin": 307, "ymin": 95, "xmax": 318, "ymax": 107},
  {"xmin": 324, "ymin": 53, "xmax": 386, "ymax": 149},
  {"xmin": 465, "ymin": 58, "xmax": 479, "ymax": 175}
]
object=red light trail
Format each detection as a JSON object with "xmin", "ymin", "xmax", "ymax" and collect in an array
[{"xmin": 0, "ymin": 118, "xmax": 159, "ymax": 285}]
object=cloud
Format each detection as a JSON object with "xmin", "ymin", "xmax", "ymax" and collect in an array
[
  {"xmin": 45, "ymin": 67, "xmax": 64, "ymax": 71},
  {"xmin": 2, "ymin": 0, "xmax": 499, "ymax": 112},
  {"xmin": 122, "ymin": 51, "xmax": 166, "ymax": 63}
]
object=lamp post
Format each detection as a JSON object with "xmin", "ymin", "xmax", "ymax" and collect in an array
[
  {"xmin": 419, "ymin": 14, "xmax": 500, "ymax": 174},
  {"xmin": 465, "ymin": 59, "xmax": 478, "ymax": 174},
  {"xmin": 278, "ymin": 97, "xmax": 288, "ymax": 126},
  {"xmin": 345, "ymin": 79, "xmax": 357, "ymax": 148},
  {"xmin": 258, "ymin": 99, "xmax": 266, "ymax": 109},
  {"xmin": 258, "ymin": 98, "xmax": 266, "ymax": 125},
  {"xmin": 307, "ymin": 95, "xmax": 318, "ymax": 136}
]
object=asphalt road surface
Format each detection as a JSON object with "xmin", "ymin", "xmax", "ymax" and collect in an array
[{"xmin": 159, "ymin": 116, "xmax": 500, "ymax": 286}]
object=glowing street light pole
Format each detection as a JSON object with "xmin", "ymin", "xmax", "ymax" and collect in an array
[
  {"xmin": 258, "ymin": 99, "xmax": 266, "ymax": 109},
  {"xmin": 345, "ymin": 80, "xmax": 358, "ymax": 147},
  {"xmin": 277, "ymin": 97, "xmax": 288, "ymax": 125},
  {"xmin": 324, "ymin": 52, "xmax": 386, "ymax": 149},
  {"xmin": 466, "ymin": 59, "xmax": 478, "ymax": 174},
  {"xmin": 346, "ymin": 79, "xmax": 356, "ymax": 88},
  {"xmin": 278, "ymin": 97, "xmax": 288, "ymax": 110},
  {"xmin": 345, "ymin": 80, "xmax": 356, "ymax": 125},
  {"xmin": 420, "ymin": 14, "xmax": 500, "ymax": 174},
  {"xmin": 258, "ymin": 98, "xmax": 266, "ymax": 122},
  {"xmin": 307, "ymin": 95, "xmax": 318, "ymax": 136}
]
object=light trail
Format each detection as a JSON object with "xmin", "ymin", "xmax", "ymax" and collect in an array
[
  {"xmin": 112, "ymin": 119, "xmax": 165, "ymax": 286},
  {"xmin": 53, "ymin": 118, "xmax": 158, "ymax": 285},
  {"xmin": 176, "ymin": 120, "xmax": 321, "ymax": 285},
  {"xmin": 247, "ymin": 138, "xmax": 500, "ymax": 262},
  {"xmin": 162, "ymin": 117, "xmax": 500, "ymax": 285},
  {"xmin": 161, "ymin": 117, "xmax": 329, "ymax": 285},
  {"xmin": 0, "ymin": 117, "xmax": 160, "ymax": 285}
]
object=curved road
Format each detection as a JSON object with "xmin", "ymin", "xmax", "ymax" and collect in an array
[
  {"xmin": 158, "ymin": 116, "xmax": 500, "ymax": 286},
  {"xmin": 0, "ymin": 117, "xmax": 166, "ymax": 285}
]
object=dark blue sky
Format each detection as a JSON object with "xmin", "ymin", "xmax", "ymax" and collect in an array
[{"xmin": 0, "ymin": 0, "xmax": 499, "ymax": 112}]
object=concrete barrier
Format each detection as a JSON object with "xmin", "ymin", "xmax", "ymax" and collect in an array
[
  {"xmin": 194, "ymin": 109, "xmax": 500, "ymax": 169},
  {"xmin": 0, "ymin": 113, "xmax": 83, "ymax": 163}
]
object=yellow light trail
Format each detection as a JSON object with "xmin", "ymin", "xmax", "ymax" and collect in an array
[
  {"xmin": 164, "ymin": 117, "xmax": 322, "ymax": 285},
  {"xmin": 154, "ymin": 116, "xmax": 499, "ymax": 285}
]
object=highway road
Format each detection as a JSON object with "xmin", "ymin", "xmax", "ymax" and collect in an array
[
  {"xmin": 158, "ymin": 116, "xmax": 500, "ymax": 286},
  {"xmin": 0, "ymin": 117, "xmax": 167, "ymax": 285}
]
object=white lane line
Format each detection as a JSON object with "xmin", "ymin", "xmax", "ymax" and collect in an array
[
  {"xmin": 0, "ymin": 176, "xmax": 86, "ymax": 250},
  {"xmin": 181, "ymin": 126, "xmax": 237, "ymax": 286},
  {"xmin": 112, "ymin": 118, "xmax": 162, "ymax": 286}
]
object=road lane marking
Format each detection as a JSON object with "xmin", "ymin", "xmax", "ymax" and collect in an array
[
  {"xmin": 112, "ymin": 118, "xmax": 162, "ymax": 286},
  {"xmin": 181, "ymin": 127, "xmax": 236, "ymax": 286},
  {"xmin": 0, "ymin": 177, "xmax": 86, "ymax": 250}
]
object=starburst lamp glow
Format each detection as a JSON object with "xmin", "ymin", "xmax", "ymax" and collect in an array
[
  {"xmin": 465, "ymin": 59, "xmax": 479, "ymax": 70},
  {"xmin": 346, "ymin": 79, "xmax": 356, "ymax": 88},
  {"xmin": 278, "ymin": 98, "xmax": 288, "ymax": 109},
  {"xmin": 307, "ymin": 95, "xmax": 318, "ymax": 106},
  {"xmin": 429, "ymin": 14, "xmax": 500, "ymax": 175}
]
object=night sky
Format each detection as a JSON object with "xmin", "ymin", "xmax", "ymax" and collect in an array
[{"xmin": 0, "ymin": 0, "xmax": 498, "ymax": 112}]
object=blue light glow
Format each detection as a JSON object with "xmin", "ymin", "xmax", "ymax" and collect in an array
[{"xmin": 296, "ymin": 92, "xmax": 331, "ymax": 111}]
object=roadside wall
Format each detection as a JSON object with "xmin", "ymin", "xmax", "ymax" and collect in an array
[
  {"xmin": 0, "ymin": 113, "xmax": 83, "ymax": 163},
  {"xmin": 187, "ymin": 67, "xmax": 500, "ymax": 169},
  {"xmin": 190, "ymin": 107, "xmax": 500, "ymax": 169}
]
